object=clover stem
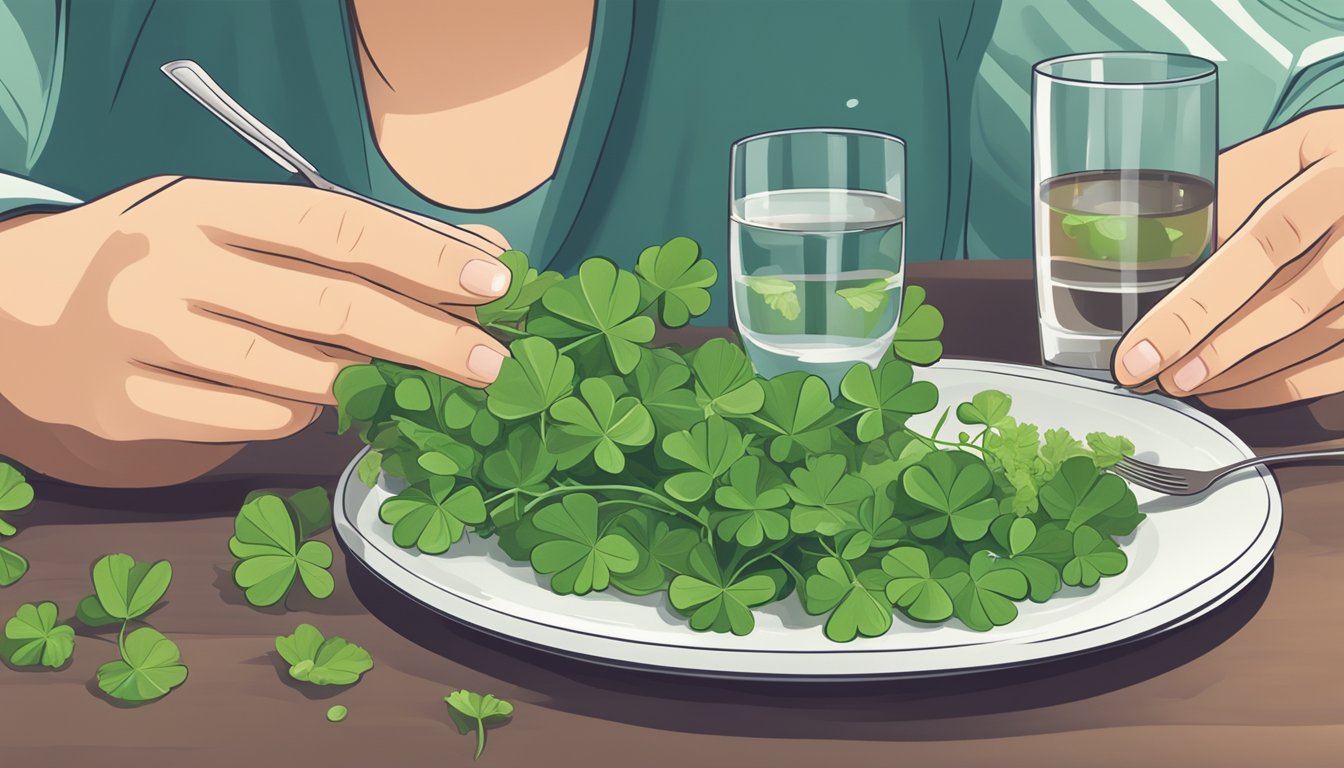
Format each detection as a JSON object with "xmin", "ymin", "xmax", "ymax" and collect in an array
[
  {"xmin": 485, "ymin": 323, "xmax": 529, "ymax": 337},
  {"xmin": 483, "ymin": 489, "xmax": 519, "ymax": 506},
  {"xmin": 929, "ymin": 407, "xmax": 952, "ymax": 441},
  {"xmin": 738, "ymin": 414, "xmax": 784, "ymax": 435},
  {"xmin": 557, "ymin": 337, "xmax": 592, "ymax": 355},
  {"xmin": 538, "ymin": 413, "xmax": 547, "ymax": 442},
  {"xmin": 520, "ymin": 485, "xmax": 705, "ymax": 529},
  {"xmin": 730, "ymin": 539, "xmax": 793, "ymax": 581},
  {"xmin": 116, "ymin": 620, "xmax": 128, "ymax": 658},
  {"xmin": 475, "ymin": 718, "xmax": 487, "ymax": 760},
  {"xmin": 768, "ymin": 553, "xmax": 805, "ymax": 585}
]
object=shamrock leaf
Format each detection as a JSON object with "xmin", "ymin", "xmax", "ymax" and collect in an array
[
  {"xmin": 229, "ymin": 495, "xmax": 334, "ymax": 606},
  {"xmin": 2, "ymin": 601, "xmax": 74, "ymax": 668},
  {"xmin": 548, "ymin": 378, "xmax": 655, "ymax": 473},
  {"xmin": 903, "ymin": 451, "xmax": 1001, "ymax": 541},
  {"xmin": 712, "ymin": 456, "xmax": 790, "ymax": 546},
  {"xmin": 486, "ymin": 337, "xmax": 576, "ymax": 420},
  {"xmin": 1086, "ymin": 432, "xmax": 1135, "ymax": 468},
  {"xmin": 635, "ymin": 236, "xmax": 716, "ymax": 327},
  {"xmin": 608, "ymin": 515, "xmax": 699, "ymax": 595},
  {"xmin": 0, "ymin": 462, "xmax": 34, "ymax": 521},
  {"xmin": 839, "ymin": 358, "xmax": 938, "ymax": 442},
  {"xmin": 661, "ymin": 415, "xmax": 750, "ymax": 502},
  {"xmin": 529, "ymin": 494, "xmax": 639, "ymax": 595},
  {"xmin": 936, "ymin": 551, "xmax": 1028, "ymax": 632},
  {"xmin": 275, "ymin": 624, "xmax": 374, "ymax": 686},
  {"xmin": 446, "ymin": 689, "xmax": 515, "ymax": 760},
  {"xmin": 744, "ymin": 275, "xmax": 800, "ymax": 321},
  {"xmin": 881, "ymin": 547, "xmax": 955, "ymax": 622},
  {"xmin": 332, "ymin": 364, "xmax": 390, "ymax": 433},
  {"xmin": 76, "ymin": 554, "xmax": 171, "ymax": 625},
  {"xmin": 955, "ymin": 390, "xmax": 1012, "ymax": 429},
  {"xmin": 478, "ymin": 250, "xmax": 562, "ymax": 326},
  {"xmin": 482, "ymin": 426, "xmax": 556, "ymax": 490},
  {"xmin": 802, "ymin": 557, "xmax": 893, "ymax": 643},
  {"xmin": 95, "ymin": 627, "xmax": 188, "ymax": 703},
  {"xmin": 836, "ymin": 278, "xmax": 893, "ymax": 313},
  {"xmin": 758, "ymin": 372, "xmax": 836, "ymax": 462},
  {"xmin": 837, "ymin": 497, "xmax": 908, "ymax": 560},
  {"xmin": 1062, "ymin": 525, "xmax": 1128, "ymax": 588},
  {"xmin": 786, "ymin": 454, "xmax": 872, "ymax": 535},
  {"xmin": 379, "ymin": 477, "xmax": 487, "ymax": 555},
  {"xmin": 392, "ymin": 417, "xmax": 476, "ymax": 477},
  {"xmin": 0, "ymin": 546, "xmax": 27, "ymax": 587},
  {"xmin": 891, "ymin": 285, "xmax": 944, "ymax": 365},
  {"xmin": 632, "ymin": 347, "xmax": 702, "ymax": 433},
  {"xmin": 536, "ymin": 258, "xmax": 655, "ymax": 374},
  {"xmin": 690, "ymin": 338, "xmax": 765, "ymax": 416},
  {"xmin": 668, "ymin": 543, "xmax": 776, "ymax": 635},
  {"xmin": 1040, "ymin": 456, "xmax": 1143, "ymax": 536},
  {"xmin": 355, "ymin": 450, "xmax": 383, "ymax": 489}
]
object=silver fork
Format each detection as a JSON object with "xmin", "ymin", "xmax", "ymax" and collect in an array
[{"xmin": 1109, "ymin": 449, "xmax": 1344, "ymax": 495}]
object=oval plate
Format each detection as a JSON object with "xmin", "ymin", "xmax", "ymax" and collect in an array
[{"xmin": 334, "ymin": 359, "xmax": 1281, "ymax": 680}]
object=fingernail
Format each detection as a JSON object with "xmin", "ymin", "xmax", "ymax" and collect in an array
[
  {"xmin": 1172, "ymin": 357, "xmax": 1208, "ymax": 392},
  {"xmin": 467, "ymin": 345, "xmax": 505, "ymax": 381},
  {"xmin": 460, "ymin": 259, "xmax": 510, "ymax": 297},
  {"xmin": 1121, "ymin": 340, "xmax": 1161, "ymax": 379}
]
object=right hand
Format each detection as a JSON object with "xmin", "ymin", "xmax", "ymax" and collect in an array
[{"xmin": 0, "ymin": 175, "xmax": 512, "ymax": 449}]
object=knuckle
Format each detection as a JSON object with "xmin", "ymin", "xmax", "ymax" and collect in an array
[
  {"xmin": 1249, "ymin": 212, "xmax": 1305, "ymax": 269},
  {"xmin": 301, "ymin": 196, "xmax": 370, "ymax": 260},
  {"xmin": 312, "ymin": 284, "xmax": 358, "ymax": 337}
]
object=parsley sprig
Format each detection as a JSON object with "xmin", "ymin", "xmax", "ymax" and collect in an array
[{"xmin": 335, "ymin": 237, "xmax": 1142, "ymax": 642}]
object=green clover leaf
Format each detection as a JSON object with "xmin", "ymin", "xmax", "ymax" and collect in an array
[
  {"xmin": 712, "ymin": 456, "xmax": 790, "ymax": 546},
  {"xmin": 482, "ymin": 425, "xmax": 556, "ymax": 490},
  {"xmin": 478, "ymin": 250, "xmax": 563, "ymax": 326},
  {"xmin": 937, "ymin": 551, "xmax": 1029, "ymax": 632},
  {"xmin": 881, "ymin": 547, "xmax": 955, "ymax": 623},
  {"xmin": 529, "ymin": 494, "xmax": 639, "ymax": 595},
  {"xmin": 786, "ymin": 454, "xmax": 872, "ymax": 536},
  {"xmin": 0, "ymin": 546, "xmax": 27, "ymax": 587},
  {"xmin": 758, "ymin": 372, "xmax": 836, "ymax": 462},
  {"xmin": 392, "ymin": 417, "xmax": 476, "ymax": 477},
  {"xmin": 661, "ymin": 415, "xmax": 750, "ymax": 502},
  {"xmin": 332, "ymin": 364, "xmax": 390, "ymax": 433},
  {"xmin": 668, "ymin": 543, "xmax": 776, "ymax": 636},
  {"xmin": 536, "ymin": 258, "xmax": 655, "ymax": 374},
  {"xmin": 891, "ymin": 285, "xmax": 944, "ymax": 365},
  {"xmin": 608, "ymin": 515, "xmax": 700, "ymax": 595},
  {"xmin": 837, "ymin": 497, "xmax": 908, "ymax": 560},
  {"xmin": 836, "ymin": 278, "xmax": 892, "ymax": 313},
  {"xmin": 743, "ymin": 275, "xmax": 800, "ymax": 321},
  {"xmin": 840, "ymin": 358, "xmax": 939, "ymax": 442},
  {"xmin": 955, "ymin": 390, "xmax": 1012, "ymax": 429},
  {"xmin": 379, "ymin": 477, "xmax": 487, "ymax": 555},
  {"xmin": 75, "ymin": 553, "xmax": 172, "ymax": 626},
  {"xmin": 446, "ymin": 689, "xmax": 515, "ymax": 760},
  {"xmin": 2, "ymin": 601, "xmax": 74, "ymax": 668},
  {"xmin": 690, "ymin": 338, "xmax": 765, "ymax": 416},
  {"xmin": 548, "ymin": 378, "xmax": 655, "ymax": 473},
  {"xmin": 1040, "ymin": 456, "xmax": 1144, "ymax": 536},
  {"xmin": 275, "ymin": 623, "xmax": 374, "ymax": 686},
  {"xmin": 95, "ymin": 627, "xmax": 188, "ymax": 703},
  {"xmin": 486, "ymin": 337, "xmax": 576, "ymax": 420},
  {"xmin": 802, "ymin": 557, "xmax": 894, "ymax": 643},
  {"xmin": 228, "ymin": 495, "xmax": 334, "ymax": 606},
  {"xmin": 903, "ymin": 451, "xmax": 1001, "ymax": 541},
  {"xmin": 631, "ymin": 347, "xmax": 703, "ymax": 433},
  {"xmin": 1062, "ymin": 525, "xmax": 1128, "ymax": 588},
  {"xmin": 0, "ymin": 462, "xmax": 34, "ymax": 520},
  {"xmin": 635, "ymin": 236, "xmax": 717, "ymax": 328}
]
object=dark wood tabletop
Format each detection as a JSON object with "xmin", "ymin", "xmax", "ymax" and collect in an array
[{"xmin": 4, "ymin": 261, "xmax": 1343, "ymax": 767}]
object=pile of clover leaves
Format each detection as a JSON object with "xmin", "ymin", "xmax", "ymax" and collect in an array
[{"xmin": 334, "ymin": 237, "xmax": 1142, "ymax": 643}]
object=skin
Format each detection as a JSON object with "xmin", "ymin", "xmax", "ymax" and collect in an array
[{"xmin": 1114, "ymin": 109, "xmax": 1344, "ymax": 409}]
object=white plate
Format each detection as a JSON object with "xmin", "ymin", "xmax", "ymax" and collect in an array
[{"xmin": 334, "ymin": 359, "xmax": 1281, "ymax": 680}]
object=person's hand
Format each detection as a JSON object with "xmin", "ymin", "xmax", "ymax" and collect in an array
[
  {"xmin": 0, "ymin": 176, "xmax": 511, "ymax": 482},
  {"xmin": 1113, "ymin": 108, "xmax": 1344, "ymax": 409}
]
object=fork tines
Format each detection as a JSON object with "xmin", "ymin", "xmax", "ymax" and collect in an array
[{"xmin": 1109, "ymin": 456, "xmax": 1191, "ymax": 493}]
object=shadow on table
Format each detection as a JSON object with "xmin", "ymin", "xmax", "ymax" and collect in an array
[{"xmin": 345, "ymin": 554, "xmax": 1274, "ymax": 741}]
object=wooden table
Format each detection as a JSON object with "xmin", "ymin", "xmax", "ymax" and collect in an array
[{"xmin": 4, "ymin": 261, "xmax": 1343, "ymax": 767}]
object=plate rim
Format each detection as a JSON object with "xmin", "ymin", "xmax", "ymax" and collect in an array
[{"xmin": 333, "ymin": 358, "xmax": 1282, "ymax": 679}]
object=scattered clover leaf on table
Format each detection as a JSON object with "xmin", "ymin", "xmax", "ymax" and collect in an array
[
  {"xmin": 332, "ymin": 238, "xmax": 1144, "ymax": 641},
  {"xmin": 275, "ymin": 624, "xmax": 373, "ymax": 686},
  {"xmin": 0, "ymin": 461, "xmax": 35, "ymax": 586},
  {"xmin": 76, "ymin": 553, "xmax": 172, "ymax": 626},
  {"xmin": 446, "ymin": 689, "xmax": 515, "ymax": 760},
  {"xmin": 229, "ymin": 492, "xmax": 334, "ymax": 607},
  {"xmin": 2, "ymin": 601, "xmax": 74, "ymax": 668},
  {"xmin": 96, "ymin": 626, "xmax": 188, "ymax": 703}
]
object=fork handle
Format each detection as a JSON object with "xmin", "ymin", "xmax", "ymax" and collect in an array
[{"xmin": 1218, "ymin": 447, "xmax": 1344, "ymax": 476}]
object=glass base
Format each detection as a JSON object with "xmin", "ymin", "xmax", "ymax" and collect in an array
[
  {"xmin": 1040, "ymin": 323, "xmax": 1120, "ymax": 375},
  {"xmin": 741, "ymin": 339, "xmax": 858, "ymax": 395}
]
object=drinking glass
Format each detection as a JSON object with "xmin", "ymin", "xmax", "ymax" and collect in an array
[
  {"xmin": 730, "ymin": 128, "xmax": 906, "ymax": 390},
  {"xmin": 1033, "ymin": 52, "xmax": 1217, "ymax": 371}
]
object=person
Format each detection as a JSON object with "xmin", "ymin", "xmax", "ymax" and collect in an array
[{"xmin": 1, "ymin": 0, "xmax": 1342, "ymax": 487}]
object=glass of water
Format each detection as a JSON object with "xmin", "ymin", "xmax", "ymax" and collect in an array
[
  {"xmin": 1033, "ymin": 52, "xmax": 1217, "ymax": 372},
  {"xmin": 730, "ymin": 128, "xmax": 906, "ymax": 389}
]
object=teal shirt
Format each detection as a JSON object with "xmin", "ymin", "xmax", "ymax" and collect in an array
[{"xmin": 4, "ymin": 0, "xmax": 1344, "ymax": 323}]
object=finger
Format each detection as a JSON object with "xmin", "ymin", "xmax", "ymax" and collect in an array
[
  {"xmin": 1113, "ymin": 159, "xmax": 1344, "ymax": 386},
  {"xmin": 189, "ymin": 180, "xmax": 511, "ymax": 307},
  {"xmin": 189, "ymin": 252, "xmax": 509, "ymax": 386},
  {"xmin": 1214, "ymin": 115, "xmax": 1319, "ymax": 248},
  {"xmin": 456, "ymin": 223, "xmax": 511, "ymax": 252},
  {"xmin": 144, "ymin": 314, "xmax": 368, "ymax": 405},
  {"xmin": 1190, "ymin": 299, "xmax": 1344, "ymax": 395},
  {"xmin": 1159, "ymin": 230, "xmax": 1343, "ymax": 394},
  {"xmin": 1197, "ymin": 342, "xmax": 1344, "ymax": 410},
  {"xmin": 119, "ymin": 369, "xmax": 320, "ymax": 443}
]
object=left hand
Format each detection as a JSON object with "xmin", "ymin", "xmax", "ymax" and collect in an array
[{"xmin": 1112, "ymin": 108, "xmax": 1344, "ymax": 409}]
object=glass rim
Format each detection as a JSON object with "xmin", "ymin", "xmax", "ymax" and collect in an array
[
  {"xmin": 731, "ymin": 126, "xmax": 907, "ymax": 150},
  {"xmin": 1033, "ymin": 51, "xmax": 1217, "ymax": 89}
]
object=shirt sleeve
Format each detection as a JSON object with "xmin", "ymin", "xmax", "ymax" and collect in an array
[
  {"xmin": 0, "ymin": 0, "xmax": 80, "ymax": 220},
  {"xmin": 1270, "ymin": 44, "xmax": 1344, "ymax": 128}
]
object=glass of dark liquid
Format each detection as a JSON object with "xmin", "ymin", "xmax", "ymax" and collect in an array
[{"xmin": 1032, "ymin": 52, "xmax": 1217, "ymax": 371}]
